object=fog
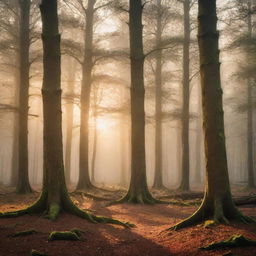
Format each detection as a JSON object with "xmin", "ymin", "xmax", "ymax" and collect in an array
[{"xmin": 0, "ymin": 0, "xmax": 255, "ymax": 190}]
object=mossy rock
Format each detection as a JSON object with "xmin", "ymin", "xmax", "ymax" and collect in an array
[
  {"xmin": 48, "ymin": 231, "xmax": 80, "ymax": 241},
  {"xmin": 11, "ymin": 229, "xmax": 38, "ymax": 237},
  {"xmin": 30, "ymin": 249, "xmax": 47, "ymax": 256},
  {"xmin": 200, "ymin": 234, "xmax": 256, "ymax": 250}
]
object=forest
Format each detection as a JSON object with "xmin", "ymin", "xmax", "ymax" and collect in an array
[{"xmin": 0, "ymin": 0, "xmax": 256, "ymax": 255}]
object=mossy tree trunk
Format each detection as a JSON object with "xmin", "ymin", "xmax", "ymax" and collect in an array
[
  {"xmin": 246, "ymin": 1, "xmax": 255, "ymax": 188},
  {"xmin": 1, "ymin": 0, "xmax": 132, "ymax": 228},
  {"xmin": 153, "ymin": 0, "xmax": 164, "ymax": 189},
  {"xmin": 179, "ymin": 0, "xmax": 190, "ymax": 192},
  {"xmin": 16, "ymin": 0, "xmax": 32, "ymax": 194},
  {"xmin": 169, "ymin": 0, "xmax": 254, "ymax": 230},
  {"xmin": 77, "ymin": 0, "xmax": 96, "ymax": 190},
  {"xmin": 120, "ymin": 0, "xmax": 156, "ymax": 204}
]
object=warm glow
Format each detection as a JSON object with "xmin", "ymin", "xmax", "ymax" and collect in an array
[{"xmin": 96, "ymin": 118, "xmax": 108, "ymax": 130}]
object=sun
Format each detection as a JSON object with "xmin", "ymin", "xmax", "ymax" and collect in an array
[{"xmin": 96, "ymin": 118, "xmax": 108, "ymax": 130}]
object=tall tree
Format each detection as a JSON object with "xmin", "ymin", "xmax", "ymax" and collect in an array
[
  {"xmin": 77, "ymin": 0, "xmax": 96, "ymax": 190},
  {"xmin": 152, "ymin": 0, "xmax": 164, "ymax": 189},
  {"xmin": 168, "ymin": 0, "xmax": 254, "ymax": 230},
  {"xmin": 64, "ymin": 59, "xmax": 76, "ymax": 186},
  {"xmin": 118, "ymin": 0, "xmax": 157, "ymax": 203},
  {"xmin": 0, "ymin": 0, "xmax": 131, "ymax": 228},
  {"xmin": 16, "ymin": 0, "xmax": 32, "ymax": 194},
  {"xmin": 179, "ymin": 0, "xmax": 191, "ymax": 191}
]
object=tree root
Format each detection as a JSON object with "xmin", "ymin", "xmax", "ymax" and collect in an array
[
  {"xmin": 0, "ymin": 192, "xmax": 135, "ymax": 228},
  {"xmin": 200, "ymin": 234, "xmax": 256, "ymax": 250},
  {"xmin": 165, "ymin": 198, "xmax": 256, "ymax": 232},
  {"xmin": 106, "ymin": 192, "xmax": 166, "ymax": 207}
]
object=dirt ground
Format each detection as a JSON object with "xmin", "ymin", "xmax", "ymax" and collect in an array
[{"xmin": 0, "ymin": 185, "xmax": 256, "ymax": 256}]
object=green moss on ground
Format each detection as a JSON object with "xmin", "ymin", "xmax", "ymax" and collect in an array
[
  {"xmin": 48, "ymin": 231, "xmax": 80, "ymax": 241},
  {"xmin": 200, "ymin": 234, "xmax": 256, "ymax": 250},
  {"xmin": 30, "ymin": 249, "xmax": 47, "ymax": 256}
]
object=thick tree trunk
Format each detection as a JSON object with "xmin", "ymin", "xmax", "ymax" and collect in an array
[
  {"xmin": 77, "ymin": 0, "xmax": 95, "ymax": 190},
  {"xmin": 179, "ymin": 0, "xmax": 190, "ymax": 192},
  {"xmin": 246, "ymin": 1, "xmax": 255, "ymax": 188},
  {"xmin": 120, "ymin": 0, "xmax": 156, "ymax": 203},
  {"xmin": 16, "ymin": 0, "xmax": 32, "ymax": 194},
  {"xmin": 169, "ymin": 0, "xmax": 254, "ymax": 230},
  {"xmin": 153, "ymin": 0, "xmax": 164, "ymax": 189}
]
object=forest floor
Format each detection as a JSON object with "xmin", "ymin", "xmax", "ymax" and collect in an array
[{"xmin": 0, "ymin": 185, "xmax": 256, "ymax": 256}]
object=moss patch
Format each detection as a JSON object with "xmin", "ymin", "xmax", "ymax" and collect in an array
[
  {"xmin": 200, "ymin": 234, "xmax": 256, "ymax": 250},
  {"xmin": 30, "ymin": 249, "xmax": 47, "ymax": 256},
  {"xmin": 48, "ymin": 231, "xmax": 80, "ymax": 241}
]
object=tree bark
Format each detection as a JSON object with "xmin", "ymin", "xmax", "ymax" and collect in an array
[
  {"xmin": 179, "ymin": 0, "xmax": 190, "ymax": 192},
  {"xmin": 77, "ymin": 0, "xmax": 96, "ymax": 190},
  {"xmin": 120, "ymin": 0, "xmax": 156, "ymax": 203},
  {"xmin": 16, "ymin": 0, "xmax": 32, "ymax": 194},
  {"xmin": 153, "ymin": 0, "xmax": 164, "ymax": 189},
  {"xmin": 169, "ymin": 0, "xmax": 254, "ymax": 230}
]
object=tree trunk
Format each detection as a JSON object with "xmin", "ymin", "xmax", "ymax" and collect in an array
[
  {"xmin": 77, "ymin": 0, "xmax": 96, "ymax": 190},
  {"xmin": 16, "ymin": 0, "xmax": 32, "ymax": 194},
  {"xmin": 246, "ymin": 1, "xmax": 255, "ymax": 188},
  {"xmin": 153, "ymin": 0, "xmax": 164, "ymax": 189},
  {"xmin": 10, "ymin": 66, "xmax": 19, "ymax": 186},
  {"xmin": 179, "ymin": 0, "xmax": 190, "ymax": 192},
  {"xmin": 120, "ymin": 0, "xmax": 156, "ymax": 203},
  {"xmin": 91, "ymin": 91, "xmax": 98, "ymax": 185},
  {"xmin": 169, "ymin": 0, "xmax": 254, "ymax": 230}
]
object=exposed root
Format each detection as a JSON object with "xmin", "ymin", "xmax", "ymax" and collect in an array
[
  {"xmin": 0, "ymin": 190, "xmax": 134, "ymax": 228},
  {"xmin": 200, "ymin": 234, "xmax": 256, "ymax": 250},
  {"xmin": 106, "ymin": 192, "xmax": 165, "ymax": 207},
  {"xmin": 63, "ymin": 195, "xmax": 134, "ymax": 228}
]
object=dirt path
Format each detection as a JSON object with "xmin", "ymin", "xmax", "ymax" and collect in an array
[{"xmin": 0, "ymin": 188, "xmax": 255, "ymax": 256}]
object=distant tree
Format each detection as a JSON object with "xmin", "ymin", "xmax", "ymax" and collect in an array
[
  {"xmin": 16, "ymin": 0, "xmax": 33, "ymax": 194},
  {"xmin": 179, "ymin": 0, "xmax": 191, "ymax": 191},
  {"xmin": 168, "ymin": 0, "xmax": 255, "ymax": 230},
  {"xmin": 229, "ymin": 0, "xmax": 256, "ymax": 188}
]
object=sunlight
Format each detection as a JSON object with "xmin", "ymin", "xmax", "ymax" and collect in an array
[{"xmin": 96, "ymin": 118, "xmax": 114, "ymax": 131}]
